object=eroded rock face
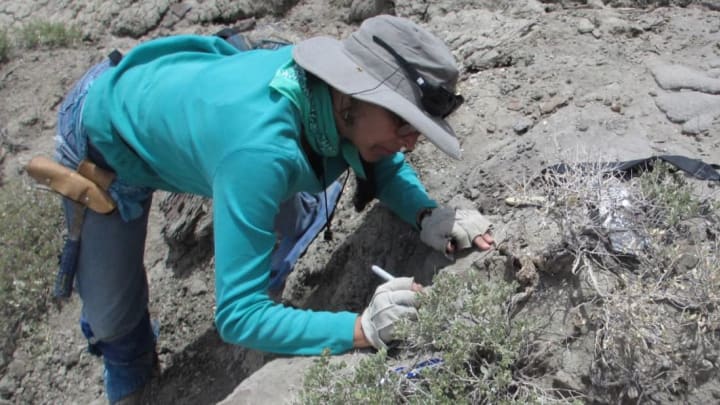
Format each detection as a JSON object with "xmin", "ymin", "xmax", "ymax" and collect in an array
[
  {"xmin": 2, "ymin": 0, "xmax": 720, "ymax": 404},
  {"xmin": 0, "ymin": 0, "xmax": 302, "ymax": 38},
  {"xmin": 651, "ymin": 63, "xmax": 720, "ymax": 135},
  {"xmin": 348, "ymin": 0, "xmax": 394, "ymax": 22},
  {"xmin": 159, "ymin": 193, "xmax": 214, "ymax": 277}
]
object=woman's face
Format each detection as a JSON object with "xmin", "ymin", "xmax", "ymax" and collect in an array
[{"xmin": 336, "ymin": 98, "xmax": 421, "ymax": 162}]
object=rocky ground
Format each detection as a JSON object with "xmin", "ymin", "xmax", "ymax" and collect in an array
[{"xmin": 1, "ymin": 0, "xmax": 719, "ymax": 404}]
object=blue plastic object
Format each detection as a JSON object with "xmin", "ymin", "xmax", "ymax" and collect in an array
[{"xmin": 393, "ymin": 357, "xmax": 444, "ymax": 379}]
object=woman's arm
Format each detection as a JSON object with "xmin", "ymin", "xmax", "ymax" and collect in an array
[
  {"xmin": 372, "ymin": 152, "xmax": 437, "ymax": 227},
  {"xmin": 211, "ymin": 149, "xmax": 358, "ymax": 355}
]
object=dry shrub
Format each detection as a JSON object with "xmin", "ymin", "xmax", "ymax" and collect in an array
[
  {"xmin": 531, "ymin": 159, "xmax": 720, "ymax": 402},
  {"xmin": 301, "ymin": 271, "xmax": 566, "ymax": 404},
  {"xmin": 300, "ymin": 157, "xmax": 718, "ymax": 404}
]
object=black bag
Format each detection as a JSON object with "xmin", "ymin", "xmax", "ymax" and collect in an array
[{"xmin": 543, "ymin": 155, "xmax": 720, "ymax": 182}]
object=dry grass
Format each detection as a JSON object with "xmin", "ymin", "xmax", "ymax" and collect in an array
[
  {"xmin": 17, "ymin": 20, "xmax": 82, "ymax": 49},
  {"xmin": 0, "ymin": 177, "xmax": 64, "ymax": 369},
  {"xmin": 0, "ymin": 20, "xmax": 82, "ymax": 64}
]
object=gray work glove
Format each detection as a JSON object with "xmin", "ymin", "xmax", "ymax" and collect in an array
[
  {"xmin": 419, "ymin": 206, "xmax": 492, "ymax": 255},
  {"xmin": 360, "ymin": 277, "xmax": 419, "ymax": 350}
]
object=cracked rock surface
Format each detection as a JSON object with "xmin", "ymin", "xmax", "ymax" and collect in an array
[{"xmin": 0, "ymin": 0, "xmax": 719, "ymax": 404}]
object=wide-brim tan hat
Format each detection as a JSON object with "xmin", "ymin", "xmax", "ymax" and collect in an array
[{"xmin": 293, "ymin": 15, "xmax": 463, "ymax": 159}]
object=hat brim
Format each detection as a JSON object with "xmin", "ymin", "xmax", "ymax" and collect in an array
[{"xmin": 293, "ymin": 37, "xmax": 462, "ymax": 159}]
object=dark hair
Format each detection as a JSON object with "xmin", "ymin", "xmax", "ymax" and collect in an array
[{"xmin": 353, "ymin": 160, "xmax": 376, "ymax": 212}]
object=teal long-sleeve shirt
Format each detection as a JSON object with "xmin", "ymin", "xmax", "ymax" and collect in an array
[{"xmin": 81, "ymin": 35, "xmax": 436, "ymax": 355}]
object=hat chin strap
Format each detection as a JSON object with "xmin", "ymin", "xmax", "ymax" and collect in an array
[{"xmin": 330, "ymin": 89, "xmax": 351, "ymax": 133}]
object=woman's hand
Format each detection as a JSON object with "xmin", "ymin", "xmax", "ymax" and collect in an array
[
  {"xmin": 419, "ymin": 206, "xmax": 493, "ymax": 257},
  {"xmin": 354, "ymin": 277, "xmax": 422, "ymax": 349},
  {"xmin": 447, "ymin": 232, "xmax": 494, "ymax": 254}
]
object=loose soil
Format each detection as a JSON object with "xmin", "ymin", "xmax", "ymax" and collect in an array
[{"xmin": 1, "ymin": 0, "xmax": 719, "ymax": 403}]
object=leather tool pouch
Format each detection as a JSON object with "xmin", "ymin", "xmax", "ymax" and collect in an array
[{"xmin": 26, "ymin": 156, "xmax": 117, "ymax": 214}]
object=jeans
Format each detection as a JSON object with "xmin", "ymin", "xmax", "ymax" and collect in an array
[
  {"xmin": 55, "ymin": 60, "xmax": 154, "ymax": 223},
  {"xmin": 56, "ymin": 58, "xmax": 338, "ymax": 403}
]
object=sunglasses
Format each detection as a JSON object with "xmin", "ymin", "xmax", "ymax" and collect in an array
[{"xmin": 373, "ymin": 36, "xmax": 464, "ymax": 119}]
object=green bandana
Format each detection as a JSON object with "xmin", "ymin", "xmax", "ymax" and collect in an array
[{"xmin": 270, "ymin": 60, "xmax": 366, "ymax": 179}]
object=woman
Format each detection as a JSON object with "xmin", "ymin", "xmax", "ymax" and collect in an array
[{"xmin": 54, "ymin": 14, "xmax": 494, "ymax": 403}]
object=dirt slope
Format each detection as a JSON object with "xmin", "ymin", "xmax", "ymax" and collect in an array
[{"xmin": 0, "ymin": 0, "xmax": 719, "ymax": 404}]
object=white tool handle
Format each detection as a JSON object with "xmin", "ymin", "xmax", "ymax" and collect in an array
[{"xmin": 371, "ymin": 265, "xmax": 395, "ymax": 282}]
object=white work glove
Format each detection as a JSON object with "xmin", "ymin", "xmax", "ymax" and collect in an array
[
  {"xmin": 360, "ymin": 277, "xmax": 419, "ymax": 350},
  {"xmin": 419, "ymin": 206, "xmax": 492, "ymax": 255}
]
